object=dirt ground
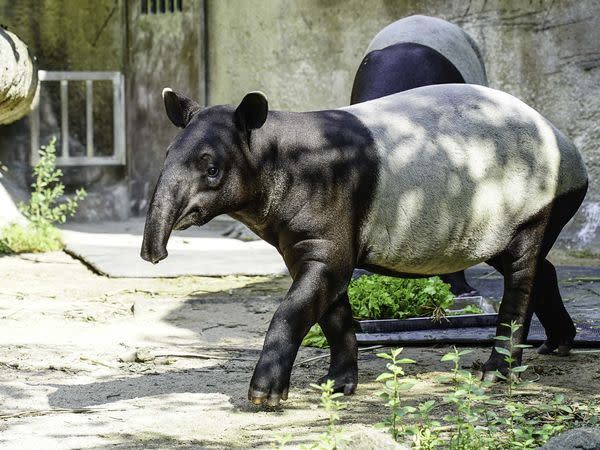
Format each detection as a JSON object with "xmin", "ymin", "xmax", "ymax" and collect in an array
[{"xmin": 1, "ymin": 252, "xmax": 600, "ymax": 449}]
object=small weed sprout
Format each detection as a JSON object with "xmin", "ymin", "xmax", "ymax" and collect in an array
[
  {"xmin": 19, "ymin": 137, "xmax": 86, "ymax": 229},
  {"xmin": 271, "ymin": 432, "xmax": 292, "ymax": 449},
  {"xmin": 288, "ymin": 341, "xmax": 600, "ymax": 450},
  {"xmin": 302, "ymin": 379, "xmax": 347, "ymax": 450},
  {"xmin": 0, "ymin": 137, "xmax": 86, "ymax": 254},
  {"xmin": 492, "ymin": 321, "xmax": 531, "ymax": 398},
  {"xmin": 440, "ymin": 347, "xmax": 497, "ymax": 449},
  {"xmin": 376, "ymin": 348, "xmax": 417, "ymax": 441}
]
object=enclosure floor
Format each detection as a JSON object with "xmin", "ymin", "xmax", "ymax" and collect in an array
[
  {"xmin": 60, "ymin": 217, "xmax": 286, "ymax": 278},
  {"xmin": 1, "ymin": 252, "xmax": 599, "ymax": 448}
]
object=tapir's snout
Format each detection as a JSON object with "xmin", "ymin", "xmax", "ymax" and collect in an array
[
  {"xmin": 140, "ymin": 238, "xmax": 168, "ymax": 264},
  {"xmin": 140, "ymin": 217, "xmax": 170, "ymax": 264},
  {"xmin": 140, "ymin": 176, "xmax": 179, "ymax": 265}
]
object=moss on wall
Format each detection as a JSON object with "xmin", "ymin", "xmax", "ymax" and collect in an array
[
  {"xmin": 1, "ymin": 0, "xmax": 123, "ymax": 71},
  {"xmin": 0, "ymin": 0, "xmax": 127, "ymax": 219}
]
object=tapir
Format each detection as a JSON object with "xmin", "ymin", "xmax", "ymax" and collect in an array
[
  {"xmin": 351, "ymin": 15, "xmax": 488, "ymax": 296},
  {"xmin": 352, "ymin": 14, "xmax": 488, "ymax": 101},
  {"xmin": 141, "ymin": 83, "xmax": 588, "ymax": 406}
]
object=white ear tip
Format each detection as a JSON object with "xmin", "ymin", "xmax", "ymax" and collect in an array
[
  {"xmin": 162, "ymin": 87, "xmax": 173, "ymax": 99},
  {"xmin": 250, "ymin": 90, "xmax": 267, "ymax": 99}
]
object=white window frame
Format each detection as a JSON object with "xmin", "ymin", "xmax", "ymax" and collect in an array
[{"xmin": 30, "ymin": 70, "xmax": 126, "ymax": 166}]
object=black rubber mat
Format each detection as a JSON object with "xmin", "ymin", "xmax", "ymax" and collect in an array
[{"xmin": 356, "ymin": 319, "xmax": 600, "ymax": 347}]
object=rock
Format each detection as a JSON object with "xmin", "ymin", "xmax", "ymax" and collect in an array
[
  {"xmin": 117, "ymin": 348, "xmax": 155, "ymax": 363},
  {"xmin": 0, "ymin": 28, "xmax": 38, "ymax": 125},
  {"xmin": 117, "ymin": 350, "xmax": 137, "ymax": 363},
  {"xmin": 539, "ymin": 427, "xmax": 600, "ymax": 450},
  {"xmin": 135, "ymin": 348, "xmax": 155, "ymax": 362},
  {"xmin": 343, "ymin": 426, "xmax": 410, "ymax": 450}
]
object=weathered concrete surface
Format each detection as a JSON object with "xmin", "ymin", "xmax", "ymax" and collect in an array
[
  {"xmin": 0, "ymin": 29, "xmax": 37, "ymax": 125},
  {"xmin": 126, "ymin": 0, "xmax": 205, "ymax": 215},
  {"xmin": 206, "ymin": 0, "xmax": 600, "ymax": 250},
  {"xmin": 62, "ymin": 232, "xmax": 285, "ymax": 277},
  {"xmin": 59, "ymin": 216, "xmax": 284, "ymax": 277}
]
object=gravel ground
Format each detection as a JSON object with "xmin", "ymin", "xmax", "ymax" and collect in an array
[{"xmin": 1, "ymin": 251, "xmax": 599, "ymax": 448}]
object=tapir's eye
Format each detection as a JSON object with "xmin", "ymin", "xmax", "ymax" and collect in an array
[{"xmin": 207, "ymin": 166, "xmax": 219, "ymax": 178}]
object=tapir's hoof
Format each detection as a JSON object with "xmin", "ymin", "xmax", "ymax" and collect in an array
[
  {"xmin": 537, "ymin": 341, "xmax": 572, "ymax": 356},
  {"xmin": 248, "ymin": 386, "xmax": 288, "ymax": 407},
  {"xmin": 557, "ymin": 344, "xmax": 572, "ymax": 357},
  {"xmin": 481, "ymin": 371, "xmax": 500, "ymax": 383},
  {"xmin": 476, "ymin": 370, "xmax": 520, "ymax": 384},
  {"xmin": 317, "ymin": 373, "xmax": 357, "ymax": 395},
  {"xmin": 537, "ymin": 341, "xmax": 558, "ymax": 355}
]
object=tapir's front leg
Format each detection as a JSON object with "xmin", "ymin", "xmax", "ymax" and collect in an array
[{"xmin": 249, "ymin": 250, "xmax": 351, "ymax": 406}]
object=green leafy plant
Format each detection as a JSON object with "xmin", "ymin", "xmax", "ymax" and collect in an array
[
  {"xmin": 19, "ymin": 137, "xmax": 86, "ymax": 228},
  {"xmin": 285, "ymin": 342, "xmax": 600, "ymax": 450},
  {"xmin": 440, "ymin": 347, "xmax": 497, "ymax": 449},
  {"xmin": 302, "ymin": 379, "xmax": 347, "ymax": 450},
  {"xmin": 349, "ymin": 275, "xmax": 454, "ymax": 320},
  {"xmin": 450, "ymin": 304, "xmax": 484, "ymax": 315},
  {"xmin": 303, "ymin": 275, "xmax": 456, "ymax": 348},
  {"xmin": 0, "ymin": 137, "xmax": 86, "ymax": 254},
  {"xmin": 492, "ymin": 321, "xmax": 531, "ymax": 397},
  {"xmin": 0, "ymin": 222, "xmax": 62, "ymax": 253},
  {"xmin": 375, "ymin": 348, "xmax": 418, "ymax": 441},
  {"xmin": 302, "ymin": 324, "xmax": 330, "ymax": 349}
]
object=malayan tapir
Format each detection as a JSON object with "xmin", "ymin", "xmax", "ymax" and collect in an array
[
  {"xmin": 141, "ymin": 83, "xmax": 588, "ymax": 406},
  {"xmin": 351, "ymin": 15, "xmax": 488, "ymax": 296}
]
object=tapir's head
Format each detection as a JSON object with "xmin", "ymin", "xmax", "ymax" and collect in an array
[{"xmin": 140, "ymin": 89, "xmax": 268, "ymax": 264}]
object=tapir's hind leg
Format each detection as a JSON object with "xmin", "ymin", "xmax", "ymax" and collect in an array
[
  {"xmin": 317, "ymin": 293, "xmax": 358, "ymax": 395},
  {"xmin": 534, "ymin": 260, "xmax": 576, "ymax": 356},
  {"xmin": 532, "ymin": 183, "xmax": 587, "ymax": 355},
  {"xmin": 486, "ymin": 258, "xmax": 576, "ymax": 357},
  {"xmin": 482, "ymin": 184, "xmax": 587, "ymax": 379}
]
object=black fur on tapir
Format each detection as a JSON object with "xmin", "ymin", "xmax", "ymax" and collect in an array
[
  {"xmin": 350, "ymin": 15, "xmax": 489, "ymax": 296},
  {"xmin": 141, "ymin": 84, "xmax": 588, "ymax": 406}
]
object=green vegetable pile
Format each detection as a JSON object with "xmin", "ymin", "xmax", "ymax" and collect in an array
[
  {"xmin": 302, "ymin": 275, "xmax": 457, "ymax": 348},
  {"xmin": 348, "ymin": 274, "xmax": 454, "ymax": 320}
]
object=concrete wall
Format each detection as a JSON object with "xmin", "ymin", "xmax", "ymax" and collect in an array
[
  {"xmin": 0, "ymin": 0, "xmax": 128, "ymax": 220},
  {"xmin": 0, "ymin": 0, "xmax": 204, "ymax": 221},
  {"xmin": 205, "ymin": 0, "xmax": 600, "ymax": 249},
  {"xmin": 0, "ymin": 0, "xmax": 598, "ymax": 250},
  {"xmin": 126, "ymin": 0, "xmax": 205, "ymax": 215}
]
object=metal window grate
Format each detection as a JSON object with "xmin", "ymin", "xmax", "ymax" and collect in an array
[
  {"xmin": 30, "ymin": 70, "xmax": 126, "ymax": 166},
  {"xmin": 141, "ymin": 0, "xmax": 182, "ymax": 14}
]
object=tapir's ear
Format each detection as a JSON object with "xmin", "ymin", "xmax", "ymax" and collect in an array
[
  {"xmin": 162, "ymin": 87, "xmax": 201, "ymax": 128},
  {"xmin": 235, "ymin": 91, "xmax": 268, "ymax": 130}
]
